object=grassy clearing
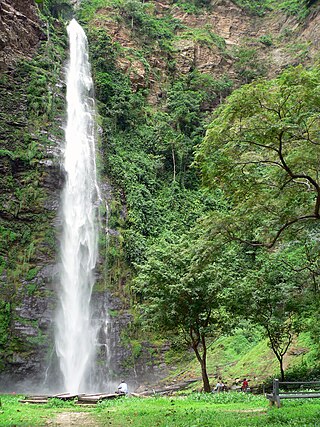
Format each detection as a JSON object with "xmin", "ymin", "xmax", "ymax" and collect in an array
[
  {"xmin": 94, "ymin": 394, "xmax": 320, "ymax": 427},
  {"xmin": 1, "ymin": 393, "xmax": 320, "ymax": 426},
  {"xmin": 0, "ymin": 395, "xmax": 81, "ymax": 427}
]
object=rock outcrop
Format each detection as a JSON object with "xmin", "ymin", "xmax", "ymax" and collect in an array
[
  {"xmin": 91, "ymin": 0, "xmax": 320, "ymax": 98},
  {"xmin": 0, "ymin": 0, "xmax": 45, "ymax": 71}
]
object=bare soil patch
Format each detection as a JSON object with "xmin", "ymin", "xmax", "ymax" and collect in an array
[
  {"xmin": 46, "ymin": 411, "xmax": 98, "ymax": 426},
  {"xmin": 226, "ymin": 408, "xmax": 267, "ymax": 414}
]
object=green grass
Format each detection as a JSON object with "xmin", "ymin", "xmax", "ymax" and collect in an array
[
  {"xmin": 0, "ymin": 395, "xmax": 80, "ymax": 427},
  {"xmin": 94, "ymin": 394, "xmax": 320, "ymax": 426},
  {"xmin": 1, "ymin": 393, "xmax": 320, "ymax": 426}
]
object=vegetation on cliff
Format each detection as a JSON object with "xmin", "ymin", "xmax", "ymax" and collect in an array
[
  {"xmin": 0, "ymin": 8, "xmax": 67, "ymax": 374},
  {"xmin": 73, "ymin": 0, "xmax": 320, "ymax": 388},
  {"xmin": 1, "ymin": 0, "xmax": 320, "ymax": 389}
]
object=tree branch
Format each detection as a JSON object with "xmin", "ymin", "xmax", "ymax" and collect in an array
[
  {"xmin": 237, "ymin": 160, "xmax": 282, "ymax": 168},
  {"xmin": 226, "ymin": 214, "xmax": 318, "ymax": 248}
]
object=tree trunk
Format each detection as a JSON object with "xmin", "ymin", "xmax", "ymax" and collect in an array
[
  {"xmin": 192, "ymin": 334, "xmax": 211, "ymax": 392},
  {"xmin": 279, "ymin": 357, "xmax": 285, "ymax": 382},
  {"xmin": 200, "ymin": 361, "xmax": 211, "ymax": 392},
  {"xmin": 172, "ymin": 145, "xmax": 176, "ymax": 182}
]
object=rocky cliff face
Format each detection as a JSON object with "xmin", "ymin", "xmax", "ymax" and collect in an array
[
  {"xmin": 91, "ymin": 0, "xmax": 320, "ymax": 100},
  {"xmin": 0, "ymin": 0, "xmax": 65, "ymax": 392},
  {"xmin": 1, "ymin": 0, "xmax": 320, "ymax": 393},
  {"xmin": 0, "ymin": 0, "xmax": 45, "ymax": 71}
]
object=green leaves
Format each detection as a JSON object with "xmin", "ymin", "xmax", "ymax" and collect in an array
[
  {"xmin": 134, "ymin": 227, "xmax": 235, "ymax": 339},
  {"xmin": 197, "ymin": 66, "xmax": 320, "ymax": 248}
]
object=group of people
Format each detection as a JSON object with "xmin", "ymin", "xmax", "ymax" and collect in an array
[
  {"xmin": 212, "ymin": 378, "xmax": 249, "ymax": 393},
  {"xmin": 116, "ymin": 378, "xmax": 249, "ymax": 395}
]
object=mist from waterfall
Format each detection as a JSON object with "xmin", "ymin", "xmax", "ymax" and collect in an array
[{"xmin": 55, "ymin": 18, "xmax": 99, "ymax": 394}]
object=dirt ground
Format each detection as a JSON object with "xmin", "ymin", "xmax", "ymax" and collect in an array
[{"xmin": 46, "ymin": 411, "xmax": 99, "ymax": 426}]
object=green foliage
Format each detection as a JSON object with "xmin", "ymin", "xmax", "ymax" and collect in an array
[
  {"xmin": 81, "ymin": 0, "xmax": 184, "ymax": 51},
  {"xmin": 232, "ymin": 45, "xmax": 267, "ymax": 83},
  {"xmin": 39, "ymin": 0, "xmax": 73, "ymax": 19},
  {"xmin": 232, "ymin": 0, "xmax": 271, "ymax": 16},
  {"xmin": 193, "ymin": 64, "xmax": 320, "ymax": 379},
  {"xmin": 134, "ymin": 235, "xmax": 231, "ymax": 336},
  {"xmin": 238, "ymin": 253, "xmax": 306, "ymax": 379},
  {"xmin": 285, "ymin": 41, "xmax": 311, "ymax": 61},
  {"xmin": 26, "ymin": 267, "xmax": 40, "ymax": 281},
  {"xmin": 95, "ymin": 395, "xmax": 320, "ymax": 426},
  {"xmin": 117, "ymin": 0, "xmax": 183, "ymax": 48},
  {"xmin": 1, "ymin": 393, "xmax": 320, "ymax": 427},
  {"xmin": 0, "ymin": 395, "xmax": 77, "ymax": 427},
  {"xmin": 232, "ymin": 0, "xmax": 310, "ymax": 18},
  {"xmin": 77, "ymin": 0, "xmax": 115, "ymax": 22},
  {"xmin": 0, "ymin": 7, "xmax": 66, "ymax": 365},
  {"xmin": 0, "ymin": 302, "xmax": 11, "ymax": 352},
  {"xmin": 45, "ymin": 397, "xmax": 77, "ymax": 408},
  {"xmin": 86, "ymin": 19, "xmax": 230, "ymax": 283},
  {"xmin": 197, "ymin": 65, "xmax": 320, "ymax": 247},
  {"xmin": 179, "ymin": 28, "xmax": 226, "ymax": 50},
  {"xmin": 133, "ymin": 225, "xmax": 239, "ymax": 390},
  {"xmin": 173, "ymin": 0, "xmax": 213, "ymax": 14},
  {"xmin": 80, "ymin": 0, "xmax": 320, "ymax": 383},
  {"xmin": 258, "ymin": 34, "xmax": 273, "ymax": 46},
  {"xmin": 275, "ymin": 0, "xmax": 310, "ymax": 18}
]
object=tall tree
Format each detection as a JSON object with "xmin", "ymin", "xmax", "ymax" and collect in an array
[
  {"xmin": 134, "ymin": 233, "xmax": 233, "ymax": 392},
  {"xmin": 196, "ymin": 66, "xmax": 320, "ymax": 248},
  {"xmin": 240, "ymin": 254, "xmax": 304, "ymax": 380}
]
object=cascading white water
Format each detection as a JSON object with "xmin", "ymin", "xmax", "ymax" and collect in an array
[{"xmin": 55, "ymin": 18, "xmax": 99, "ymax": 394}]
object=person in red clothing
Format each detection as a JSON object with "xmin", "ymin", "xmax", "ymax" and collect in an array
[{"xmin": 241, "ymin": 378, "xmax": 249, "ymax": 392}]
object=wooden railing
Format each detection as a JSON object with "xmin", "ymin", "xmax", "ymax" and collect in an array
[{"xmin": 266, "ymin": 379, "xmax": 320, "ymax": 407}]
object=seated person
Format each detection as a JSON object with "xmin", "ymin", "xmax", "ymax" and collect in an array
[
  {"xmin": 213, "ymin": 379, "xmax": 225, "ymax": 393},
  {"xmin": 117, "ymin": 380, "xmax": 128, "ymax": 394},
  {"xmin": 241, "ymin": 378, "xmax": 249, "ymax": 392}
]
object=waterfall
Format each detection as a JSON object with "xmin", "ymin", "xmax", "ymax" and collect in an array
[{"xmin": 55, "ymin": 18, "xmax": 99, "ymax": 394}]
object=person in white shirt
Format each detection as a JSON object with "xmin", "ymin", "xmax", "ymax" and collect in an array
[
  {"xmin": 117, "ymin": 380, "xmax": 128, "ymax": 394},
  {"xmin": 213, "ymin": 378, "xmax": 225, "ymax": 393}
]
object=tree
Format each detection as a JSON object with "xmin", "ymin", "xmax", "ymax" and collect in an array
[
  {"xmin": 196, "ymin": 66, "xmax": 320, "ymax": 248},
  {"xmin": 240, "ymin": 253, "xmax": 305, "ymax": 380},
  {"xmin": 134, "ymin": 233, "xmax": 233, "ymax": 392},
  {"xmin": 194, "ymin": 64, "xmax": 320, "ymax": 378}
]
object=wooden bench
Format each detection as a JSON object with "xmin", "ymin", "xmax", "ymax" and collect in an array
[{"xmin": 266, "ymin": 379, "xmax": 320, "ymax": 407}]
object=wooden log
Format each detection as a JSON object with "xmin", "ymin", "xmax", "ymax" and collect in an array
[
  {"xmin": 19, "ymin": 399, "xmax": 48, "ymax": 404},
  {"xmin": 76, "ymin": 393, "xmax": 122, "ymax": 404},
  {"xmin": 273, "ymin": 379, "xmax": 281, "ymax": 408},
  {"xmin": 100, "ymin": 393, "xmax": 122, "ymax": 400},
  {"xmin": 24, "ymin": 395, "xmax": 50, "ymax": 399},
  {"xmin": 51, "ymin": 393, "xmax": 78, "ymax": 400},
  {"xmin": 279, "ymin": 393, "xmax": 320, "ymax": 399},
  {"xmin": 265, "ymin": 379, "xmax": 320, "ymax": 408}
]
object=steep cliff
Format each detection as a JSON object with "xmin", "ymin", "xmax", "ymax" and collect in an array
[
  {"xmin": 0, "ymin": 1, "xmax": 67, "ymax": 390},
  {"xmin": 0, "ymin": 0, "xmax": 44, "ymax": 71},
  {"xmin": 1, "ymin": 0, "xmax": 320, "ymax": 392},
  {"xmin": 77, "ymin": 0, "xmax": 320, "ymax": 389},
  {"xmin": 86, "ymin": 0, "xmax": 320, "ymax": 96}
]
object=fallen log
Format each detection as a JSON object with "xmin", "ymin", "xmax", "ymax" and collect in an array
[
  {"xmin": 19, "ymin": 399, "xmax": 48, "ymax": 404},
  {"xmin": 52, "ymin": 393, "xmax": 78, "ymax": 400},
  {"xmin": 23, "ymin": 395, "xmax": 49, "ymax": 400},
  {"xmin": 76, "ymin": 393, "xmax": 123, "ymax": 404}
]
